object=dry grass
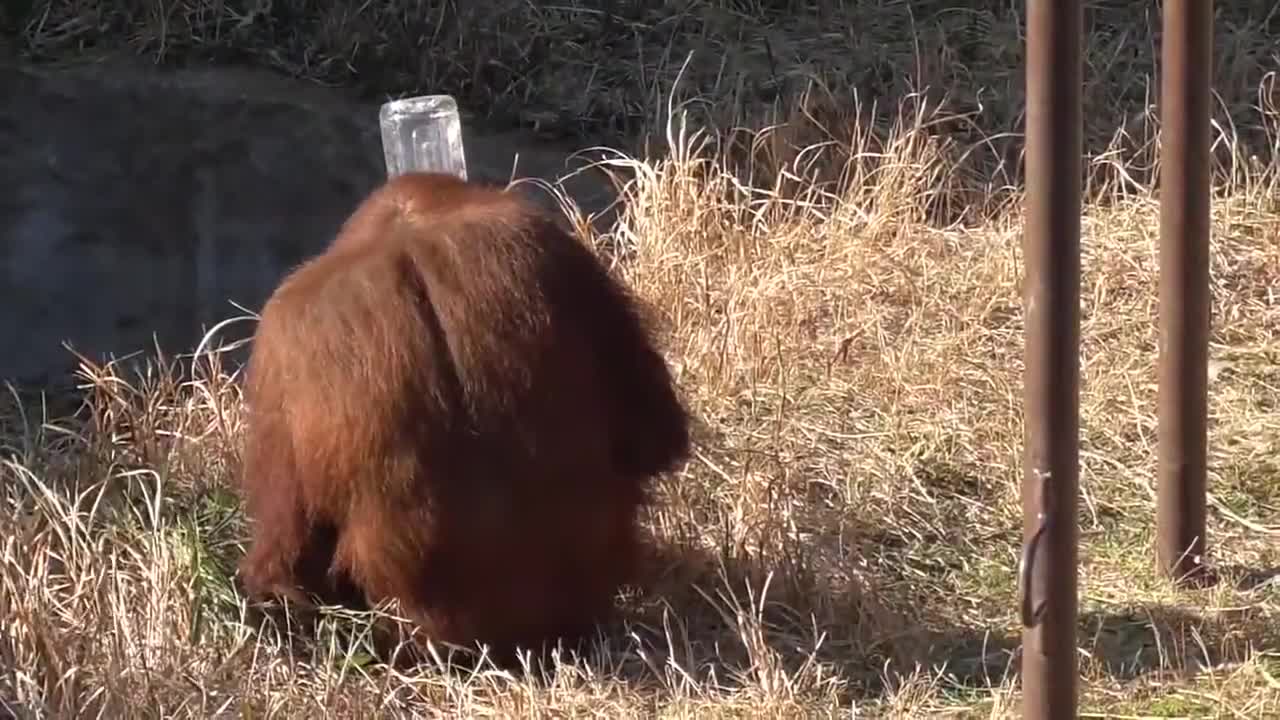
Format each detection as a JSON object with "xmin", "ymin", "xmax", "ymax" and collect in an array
[
  {"xmin": 9, "ymin": 2, "xmax": 1280, "ymax": 163},
  {"xmin": 3, "ymin": 2, "xmax": 1280, "ymax": 718}
]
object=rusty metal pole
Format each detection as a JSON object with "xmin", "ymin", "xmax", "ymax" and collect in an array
[
  {"xmin": 1019, "ymin": 1, "xmax": 1082, "ymax": 718},
  {"xmin": 1157, "ymin": 0, "xmax": 1213, "ymax": 587}
]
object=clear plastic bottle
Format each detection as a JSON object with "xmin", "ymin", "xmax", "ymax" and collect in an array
[{"xmin": 378, "ymin": 95, "xmax": 468, "ymax": 180}]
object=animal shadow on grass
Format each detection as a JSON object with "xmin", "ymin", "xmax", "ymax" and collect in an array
[
  {"xmin": 595, "ymin": 535, "xmax": 1025, "ymax": 702},
  {"xmin": 229, "ymin": 457, "xmax": 1021, "ymax": 702},
  {"xmin": 233, "ymin": 533, "xmax": 931, "ymax": 695}
]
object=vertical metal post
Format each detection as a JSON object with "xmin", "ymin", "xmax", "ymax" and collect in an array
[
  {"xmin": 1019, "ymin": 1, "xmax": 1082, "ymax": 718},
  {"xmin": 1157, "ymin": 0, "xmax": 1213, "ymax": 586}
]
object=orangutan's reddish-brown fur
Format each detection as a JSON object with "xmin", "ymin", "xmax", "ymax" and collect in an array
[{"xmin": 236, "ymin": 171, "xmax": 690, "ymax": 661}]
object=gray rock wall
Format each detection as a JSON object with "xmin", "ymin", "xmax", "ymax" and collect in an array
[{"xmin": 1, "ymin": 57, "xmax": 618, "ymax": 387}]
